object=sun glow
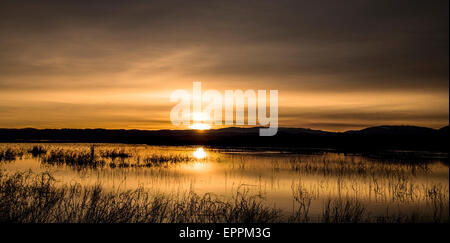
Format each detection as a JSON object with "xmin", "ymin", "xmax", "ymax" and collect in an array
[
  {"xmin": 189, "ymin": 112, "xmax": 211, "ymax": 130},
  {"xmin": 193, "ymin": 147, "xmax": 207, "ymax": 159},
  {"xmin": 189, "ymin": 123, "xmax": 211, "ymax": 130}
]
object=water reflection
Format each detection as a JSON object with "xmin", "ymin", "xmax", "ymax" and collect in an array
[
  {"xmin": 193, "ymin": 147, "xmax": 207, "ymax": 159},
  {"xmin": 0, "ymin": 143, "xmax": 448, "ymax": 221},
  {"xmin": 181, "ymin": 161, "xmax": 210, "ymax": 173}
]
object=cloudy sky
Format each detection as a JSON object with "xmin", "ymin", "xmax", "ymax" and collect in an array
[{"xmin": 0, "ymin": 0, "xmax": 448, "ymax": 131}]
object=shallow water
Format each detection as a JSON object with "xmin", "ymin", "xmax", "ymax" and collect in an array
[{"xmin": 1, "ymin": 143, "xmax": 448, "ymax": 221}]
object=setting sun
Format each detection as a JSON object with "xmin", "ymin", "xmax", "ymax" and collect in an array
[
  {"xmin": 189, "ymin": 123, "xmax": 211, "ymax": 130},
  {"xmin": 189, "ymin": 112, "xmax": 211, "ymax": 130}
]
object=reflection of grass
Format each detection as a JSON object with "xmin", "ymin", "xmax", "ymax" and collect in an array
[
  {"xmin": 288, "ymin": 156, "xmax": 430, "ymax": 178},
  {"xmin": 1, "ymin": 171, "xmax": 447, "ymax": 223},
  {"xmin": 142, "ymin": 154, "xmax": 193, "ymax": 167}
]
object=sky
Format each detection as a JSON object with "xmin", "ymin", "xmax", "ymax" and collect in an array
[{"xmin": 0, "ymin": 0, "xmax": 448, "ymax": 131}]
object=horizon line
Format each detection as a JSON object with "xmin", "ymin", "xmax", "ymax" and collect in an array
[{"xmin": 1, "ymin": 124, "xmax": 448, "ymax": 134}]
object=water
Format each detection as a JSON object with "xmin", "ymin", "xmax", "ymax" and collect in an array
[{"xmin": 1, "ymin": 143, "xmax": 448, "ymax": 221}]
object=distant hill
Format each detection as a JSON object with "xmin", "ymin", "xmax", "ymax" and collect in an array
[
  {"xmin": 0, "ymin": 125, "xmax": 448, "ymax": 152},
  {"xmin": 439, "ymin": 126, "xmax": 449, "ymax": 134},
  {"xmin": 345, "ymin": 125, "xmax": 439, "ymax": 135}
]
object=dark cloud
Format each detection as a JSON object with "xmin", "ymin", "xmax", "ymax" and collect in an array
[
  {"xmin": 282, "ymin": 109, "xmax": 449, "ymax": 123},
  {"xmin": 0, "ymin": 0, "xmax": 448, "ymax": 91},
  {"xmin": 0, "ymin": 0, "xmax": 448, "ymax": 129}
]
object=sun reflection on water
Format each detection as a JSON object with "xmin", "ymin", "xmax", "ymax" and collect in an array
[
  {"xmin": 193, "ymin": 147, "xmax": 207, "ymax": 159},
  {"xmin": 181, "ymin": 147, "xmax": 209, "ymax": 172}
]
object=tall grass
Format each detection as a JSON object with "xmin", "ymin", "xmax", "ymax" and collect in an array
[
  {"xmin": 100, "ymin": 149, "xmax": 131, "ymax": 159},
  {"xmin": 142, "ymin": 154, "xmax": 193, "ymax": 167},
  {"xmin": 288, "ymin": 156, "xmax": 431, "ymax": 178},
  {"xmin": 322, "ymin": 199, "xmax": 366, "ymax": 223},
  {"xmin": 28, "ymin": 146, "xmax": 47, "ymax": 157},
  {"xmin": 288, "ymin": 182, "xmax": 319, "ymax": 223},
  {"xmin": 0, "ymin": 149, "xmax": 18, "ymax": 162},
  {"xmin": 0, "ymin": 171, "xmax": 447, "ymax": 223},
  {"xmin": 0, "ymin": 171, "xmax": 279, "ymax": 223},
  {"xmin": 38, "ymin": 146, "xmax": 194, "ymax": 169},
  {"xmin": 41, "ymin": 150, "xmax": 105, "ymax": 168},
  {"xmin": 0, "ymin": 148, "xmax": 23, "ymax": 162}
]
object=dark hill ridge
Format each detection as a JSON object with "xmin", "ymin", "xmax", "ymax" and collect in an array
[
  {"xmin": 0, "ymin": 125, "xmax": 448, "ymax": 152},
  {"xmin": 345, "ymin": 125, "xmax": 438, "ymax": 135}
]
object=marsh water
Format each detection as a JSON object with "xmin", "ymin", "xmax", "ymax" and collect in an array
[{"xmin": 1, "ymin": 143, "xmax": 448, "ymax": 221}]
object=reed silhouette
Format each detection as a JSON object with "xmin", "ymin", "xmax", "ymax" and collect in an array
[{"xmin": 1, "ymin": 171, "xmax": 447, "ymax": 223}]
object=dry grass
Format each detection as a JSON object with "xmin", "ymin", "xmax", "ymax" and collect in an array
[
  {"xmin": 1, "ymin": 171, "xmax": 447, "ymax": 223},
  {"xmin": 0, "ymin": 149, "xmax": 18, "ymax": 162},
  {"xmin": 100, "ymin": 149, "xmax": 131, "ymax": 159},
  {"xmin": 41, "ymin": 150, "xmax": 105, "ymax": 168},
  {"xmin": 287, "ymin": 156, "xmax": 431, "ymax": 178},
  {"xmin": 322, "ymin": 199, "xmax": 366, "ymax": 223},
  {"xmin": 28, "ymin": 146, "xmax": 47, "ymax": 157},
  {"xmin": 0, "ymin": 171, "xmax": 280, "ymax": 223},
  {"xmin": 38, "ymin": 146, "xmax": 194, "ymax": 169}
]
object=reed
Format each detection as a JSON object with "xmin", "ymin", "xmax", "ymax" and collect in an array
[
  {"xmin": 142, "ymin": 154, "xmax": 193, "ymax": 167},
  {"xmin": 41, "ymin": 150, "xmax": 105, "ymax": 168},
  {"xmin": 0, "ymin": 148, "xmax": 22, "ymax": 162},
  {"xmin": 1, "ymin": 171, "xmax": 447, "ymax": 223},
  {"xmin": 100, "ymin": 149, "xmax": 131, "ymax": 159},
  {"xmin": 322, "ymin": 198, "xmax": 366, "ymax": 223},
  {"xmin": 28, "ymin": 145, "xmax": 47, "ymax": 157},
  {"xmin": 0, "ymin": 171, "xmax": 279, "ymax": 223}
]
